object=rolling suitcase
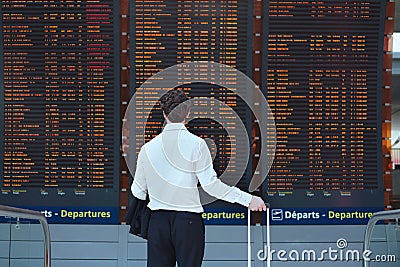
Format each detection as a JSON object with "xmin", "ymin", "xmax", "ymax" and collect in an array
[{"xmin": 247, "ymin": 203, "xmax": 271, "ymax": 267}]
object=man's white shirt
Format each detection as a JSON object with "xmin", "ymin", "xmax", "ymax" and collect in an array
[{"xmin": 131, "ymin": 122, "xmax": 252, "ymax": 213}]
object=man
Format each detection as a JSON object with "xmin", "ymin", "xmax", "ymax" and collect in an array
[{"xmin": 131, "ymin": 89, "xmax": 266, "ymax": 267}]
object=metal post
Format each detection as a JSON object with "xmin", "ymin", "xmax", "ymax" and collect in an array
[
  {"xmin": 0, "ymin": 205, "xmax": 51, "ymax": 267},
  {"xmin": 363, "ymin": 209, "xmax": 400, "ymax": 267}
]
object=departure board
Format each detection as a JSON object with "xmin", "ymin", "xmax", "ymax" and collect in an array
[
  {"xmin": 129, "ymin": 0, "xmax": 253, "ymax": 192},
  {"xmin": 262, "ymin": 0, "xmax": 385, "ymax": 224},
  {"xmin": 0, "ymin": 0, "xmax": 120, "ymax": 224}
]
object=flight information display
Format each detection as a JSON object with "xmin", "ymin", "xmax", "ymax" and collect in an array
[
  {"xmin": 262, "ymin": 0, "xmax": 385, "ymax": 224},
  {"xmin": 129, "ymin": 0, "xmax": 253, "ymax": 190},
  {"xmin": 0, "ymin": 0, "xmax": 388, "ymax": 225},
  {"xmin": 0, "ymin": 0, "xmax": 120, "ymax": 224}
]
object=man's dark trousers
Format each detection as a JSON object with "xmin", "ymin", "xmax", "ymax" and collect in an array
[{"xmin": 147, "ymin": 210, "xmax": 205, "ymax": 267}]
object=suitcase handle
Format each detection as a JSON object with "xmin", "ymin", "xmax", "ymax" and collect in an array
[{"xmin": 248, "ymin": 203, "xmax": 271, "ymax": 267}]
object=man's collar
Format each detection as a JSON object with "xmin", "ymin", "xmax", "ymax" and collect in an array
[{"xmin": 163, "ymin": 122, "xmax": 187, "ymax": 131}]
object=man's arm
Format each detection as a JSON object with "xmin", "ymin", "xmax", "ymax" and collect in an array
[
  {"xmin": 195, "ymin": 139, "xmax": 266, "ymax": 211},
  {"xmin": 131, "ymin": 147, "xmax": 148, "ymax": 200}
]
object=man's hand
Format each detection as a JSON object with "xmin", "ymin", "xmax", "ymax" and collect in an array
[{"xmin": 248, "ymin": 196, "xmax": 266, "ymax": 212}]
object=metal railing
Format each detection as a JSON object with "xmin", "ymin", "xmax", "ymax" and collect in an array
[
  {"xmin": 363, "ymin": 209, "xmax": 400, "ymax": 267},
  {"xmin": 0, "ymin": 205, "xmax": 51, "ymax": 267}
]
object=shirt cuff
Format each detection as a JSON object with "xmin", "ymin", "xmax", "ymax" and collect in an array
[
  {"xmin": 236, "ymin": 190, "xmax": 252, "ymax": 207},
  {"xmin": 131, "ymin": 181, "xmax": 147, "ymax": 200}
]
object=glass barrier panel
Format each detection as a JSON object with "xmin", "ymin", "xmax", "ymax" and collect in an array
[
  {"xmin": 368, "ymin": 223, "xmax": 399, "ymax": 267},
  {"xmin": 1, "ymin": 216, "xmax": 44, "ymax": 267},
  {"xmin": 0, "ymin": 216, "xmax": 11, "ymax": 267}
]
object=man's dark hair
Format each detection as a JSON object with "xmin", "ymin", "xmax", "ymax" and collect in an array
[{"xmin": 159, "ymin": 89, "xmax": 190, "ymax": 123}]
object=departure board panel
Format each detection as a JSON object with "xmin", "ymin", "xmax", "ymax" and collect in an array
[
  {"xmin": 262, "ymin": 0, "xmax": 385, "ymax": 224},
  {"xmin": 129, "ymin": 0, "xmax": 253, "ymax": 194},
  {"xmin": 0, "ymin": 0, "xmax": 120, "ymax": 224}
]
